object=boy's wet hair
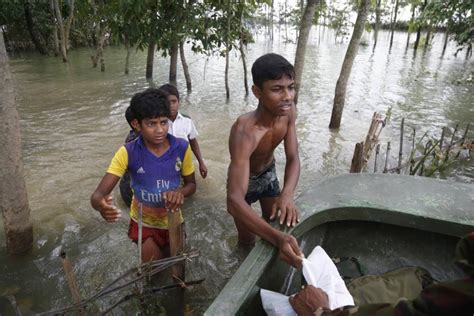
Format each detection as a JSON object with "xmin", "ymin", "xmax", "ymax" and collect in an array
[
  {"xmin": 125, "ymin": 106, "xmax": 134, "ymax": 129},
  {"xmin": 251, "ymin": 53, "xmax": 295, "ymax": 89},
  {"xmin": 158, "ymin": 83, "xmax": 180, "ymax": 101},
  {"xmin": 130, "ymin": 88, "xmax": 170, "ymax": 122}
]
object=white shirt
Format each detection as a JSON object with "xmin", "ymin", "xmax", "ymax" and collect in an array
[{"xmin": 168, "ymin": 112, "xmax": 198, "ymax": 141}]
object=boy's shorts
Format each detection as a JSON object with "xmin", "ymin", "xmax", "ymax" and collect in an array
[
  {"xmin": 245, "ymin": 160, "xmax": 281, "ymax": 204},
  {"xmin": 128, "ymin": 220, "xmax": 169, "ymax": 248}
]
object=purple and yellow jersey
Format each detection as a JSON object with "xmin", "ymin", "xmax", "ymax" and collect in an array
[{"xmin": 107, "ymin": 134, "xmax": 194, "ymax": 229}]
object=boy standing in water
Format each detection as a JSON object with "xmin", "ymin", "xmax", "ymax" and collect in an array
[
  {"xmin": 91, "ymin": 88, "xmax": 196, "ymax": 262},
  {"xmin": 158, "ymin": 84, "xmax": 208, "ymax": 179},
  {"xmin": 119, "ymin": 106, "xmax": 139, "ymax": 207},
  {"xmin": 226, "ymin": 53, "xmax": 303, "ymax": 269}
]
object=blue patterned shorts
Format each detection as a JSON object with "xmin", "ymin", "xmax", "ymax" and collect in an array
[{"xmin": 244, "ymin": 160, "xmax": 281, "ymax": 204}]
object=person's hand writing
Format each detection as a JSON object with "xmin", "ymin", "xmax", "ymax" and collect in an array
[
  {"xmin": 289, "ymin": 285, "xmax": 330, "ymax": 316},
  {"xmin": 277, "ymin": 233, "xmax": 304, "ymax": 269},
  {"xmin": 163, "ymin": 190, "xmax": 184, "ymax": 211},
  {"xmin": 270, "ymin": 194, "xmax": 299, "ymax": 227},
  {"xmin": 97, "ymin": 194, "xmax": 122, "ymax": 222}
]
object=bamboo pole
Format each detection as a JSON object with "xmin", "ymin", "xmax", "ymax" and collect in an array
[
  {"xmin": 362, "ymin": 112, "xmax": 377, "ymax": 158},
  {"xmin": 374, "ymin": 144, "xmax": 380, "ymax": 172},
  {"xmin": 60, "ymin": 251, "xmax": 85, "ymax": 316},
  {"xmin": 383, "ymin": 142, "xmax": 391, "ymax": 173},
  {"xmin": 167, "ymin": 208, "xmax": 185, "ymax": 281},
  {"xmin": 167, "ymin": 208, "xmax": 185, "ymax": 316},
  {"xmin": 456, "ymin": 123, "xmax": 470, "ymax": 158},
  {"xmin": 444, "ymin": 124, "xmax": 458, "ymax": 162},
  {"xmin": 397, "ymin": 118, "xmax": 404, "ymax": 174},
  {"xmin": 138, "ymin": 203, "xmax": 143, "ymax": 267},
  {"xmin": 408, "ymin": 127, "xmax": 416, "ymax": 174},
  {"xmin": 350, "ymin": 142, "xmax": 364, "ymax": 173},
  {"xmin": 362, "ymin": 112, "xmax": 384, "ymax": 168},
  {"xmin": 39, "ymin": 251, "xmax": 200, "ymax": 316}
]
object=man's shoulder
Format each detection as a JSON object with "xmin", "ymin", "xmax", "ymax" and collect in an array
[
  {"xmin": 179, "ymin": 112, "xmax": 192, "ymax": 119},
  {"xmin": 124, "ymin": 136, "xmax": 140, "ymax": 151},
  {"xmin": 169, "ymin": 134, "xmax": 189, "ymax": 150},
  {"xmin": 233, "ymin": 111, "xmax": 256, "ymax": 127},
  {"xmin": 177, "ymin": 112, "xmax": 193, "ymax": 122}
]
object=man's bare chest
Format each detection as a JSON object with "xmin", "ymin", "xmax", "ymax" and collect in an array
[{"xmin": 251, "ymin": 125, "xmax": 287, "ymax": 156}]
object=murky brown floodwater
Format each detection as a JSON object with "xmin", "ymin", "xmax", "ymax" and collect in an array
[{"xmin": 1, "ymin": 28, "xmax": 473, "ymax": 314}]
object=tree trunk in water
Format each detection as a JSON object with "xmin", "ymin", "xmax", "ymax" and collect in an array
[
  {"xmin": 179, "ymin": 41, "xmax": 192, "ymax": 92},
  {"xmin": 405, "ymin": 4, "xmax": 416, "ymax": 51},
  {"xmin": 424, "ymin": 27, "xmax": 431, "ymax": 51},
  {"xmin": 124, "ymin": 39, "xmax": 131, "ymax": 75},
  {"xmin": 389, "ymin": 0, "xmax": 399, "ymax": 50},
  {"xmin": 0, "ymin": 31, "xmax": 34, "ymax": 254},
  {"xmin": 49, "ymin": 0, "xmax": 59, "ymax": 56},
  {"xmin": 270, "ymin": 0, "xmax": 274, "ymax": 41},
  {"xmin": 23, "ymin": 0, "xmax": 48, "ymax": 55},
  {"xmin": 146, "ymin": 41, "xmax": 155, "ymax": 79},
  {"xmin": 414, "ymin": 0, "xmax": 427, "ymax": 51},
  {"xmin": 466, "ymin": 44, "xmax": 472, "ymax": 59},
  {"xmin": 225, "ymin": 7, "xmax": 231, "ymax": 100},
  {"xmin": 93, "ymin": 31, "xmax": 107, "ymax": 72},
  {"xmin": 99, "ymin": 36, "xmax": 105, "ymax": 72},
  {"xmin": 239, "ymin": 6, "xmax": 248, "ymax": 96},
  {"xmin": 169, "ymin": 42, "xmax": 178, "ymax": 87},
  {"xmin": 64, "ymin": 0, "xmax": 75, "ymax": 51},
  {"xmin": 294, "ymin": 0, "xmax": 319, "ymax": 100},
  {"xmin": 239, "ymin": 40, "xmax": 249, "ymax": 97},
  {"xmin": 441, "ymin": 29, "xmax": 449, "ymax": 57},
  {"xmin": 329, "ymin": 0, "xmax": 370, "ymax": 129},
  {"xmin": 52, "ymin": 0, "xmax": 67, "ymax": 62},
  {"xmin": 413, "ymin": 27, "xmax": 422, "ymax": 51},
  {"xmin": 372, "ymin": 0, "xmax": 381, "ymax": 52}
]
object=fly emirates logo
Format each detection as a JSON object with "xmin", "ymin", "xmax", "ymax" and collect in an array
[{"xmin": 139, "ymin": 179, "xmax": 171, "ymax": 204}]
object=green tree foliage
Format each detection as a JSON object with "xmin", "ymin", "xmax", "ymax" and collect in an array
[
  {"xmin": 424, "ymin": 0, "xmax": 473, "ymax": 48},
  {"xmin": 328, "ymin": 5, "xmax": 353, "ymax": 41},
  {"xmin": 0, "ymin": 1, "xmax": 52, "ymax": 52}
]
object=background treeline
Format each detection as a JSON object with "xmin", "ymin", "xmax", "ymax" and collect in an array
[{"xmin": 0, "ymin": 0, "xmax": 472, "ymax": 81}]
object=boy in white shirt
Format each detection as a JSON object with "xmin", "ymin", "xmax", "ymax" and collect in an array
[{"xmin": 158, "ymin": 84, "xmax": 208, "ymax": 179}]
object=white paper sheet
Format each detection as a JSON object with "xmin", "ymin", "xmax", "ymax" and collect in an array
[{"xmin": 261, "ymin": 246, "xmax": 354, "ymax": 315}]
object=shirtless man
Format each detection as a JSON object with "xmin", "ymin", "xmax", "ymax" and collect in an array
[{"xmin": 226, "ymin": 53, "xmax": 303, "ymax": 268}]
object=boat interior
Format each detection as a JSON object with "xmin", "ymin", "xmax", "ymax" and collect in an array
[{"xmin": 242, "ymin": 216, "xmax": 466, "ymax": 315}]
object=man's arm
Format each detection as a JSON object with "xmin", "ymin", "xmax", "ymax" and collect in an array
[
  {"xmin": 227, "ymin": 123, "xmax": 303, "ymax": 268},
  {"xmin": 91, "ymin": 173, "xmax": 121, "ymax": 222},
  {"xmin": 189, "ymin": 138, "xmax": 208, "ymax": 178},
  {"xmin": 271, "ymin": 108, "xmax": 300, "ymax": 227}
]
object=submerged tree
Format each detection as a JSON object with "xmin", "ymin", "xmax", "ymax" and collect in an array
[
  {"xmin": 389, "ymin": 0, "xmax": 400, "ymax": 50},
  {"xmin": 413, "ymin": 0, "xmax": 427, "ymax": 51},
  {"xmin": 329, "ymin": 0, "xmax": 370, "ymax": 129},
  {"xmin": 0, "ymin": 31, "xmax": 33, "ymax": 254},
  {"xmin": 294, "ymin": 0, "xmax": 319, "ymax": 99},
  {"xmin": 372, "ymin": 0, "xmax": 382, "ymax": 52},
  {"xmin": 23, "ymin": 0, "xmax": 48, "ymax": 55},
  {"xmin": 51, "ymin": 0, "xmax": 75, "ymax": 62},
  {"xmin": 424, "ymin": 0, "xmax": 473, "ymax": 58}
]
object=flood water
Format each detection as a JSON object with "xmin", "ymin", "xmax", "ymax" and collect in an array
[{"xmin": 1, "ymin": 28, "xmax": 473, "ymax": 314}]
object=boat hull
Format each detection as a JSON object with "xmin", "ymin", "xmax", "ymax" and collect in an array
[{"xmin": 205, "ymin": 174, "xmax": 474, "ymax": 315}]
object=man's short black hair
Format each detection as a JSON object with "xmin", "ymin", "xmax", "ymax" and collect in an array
[
  {"xmin": 157, "ymin": 83, "xmax": 180, "ymax": 101},
  {"xmin": 251, "ymin": 53, "xmax": 295, "ymax": 89},
  {"xmin": 130, "ymin": 88, "xmax": 170, "ymax": 122}
]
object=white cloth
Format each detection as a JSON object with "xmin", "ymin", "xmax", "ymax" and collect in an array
[
  {"xmin": 261, "ymin": 246, "xmax": 354, "ymax": 316},
  {"xmin": 168, "ymin": 112, "xmax": 198, "ymax": 141}
]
